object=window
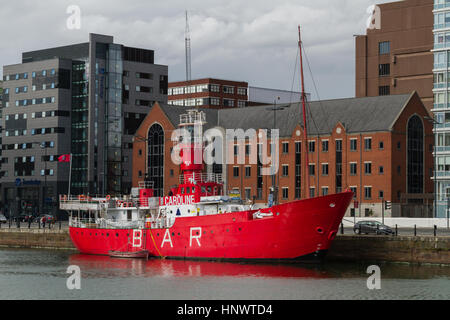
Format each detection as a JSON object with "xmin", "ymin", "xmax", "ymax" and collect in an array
[
  {"xmin": 309, "ymin": 187, "xmax": 315, "ymax": 198},
  {"xmin": 379, "ymin": 64, "xmax": 390, "ymax": 76},
  {"xmin": 223, "ymin": 86, "xmax": 234, "ymax": 94},
  {"xmin": 237, "ymin": 87, "xmax": 247, "ymax": 95},
  {"xmin": 379, "ymin": 190, "xmax": 384, "ymax": 199},
  {"xmin": 223, "ymin": 99, "xmax": 234, "ymax": 107},
  {"xmin": 308, "ymin": 164, "xmax": 315, "ymax": 176},
  {"xmin": 322, "ymin": 140, "xmax": 329, "ymax": 152},
  {"xmin": 244, "ymin": 188, "xmax": 251, "ymax": 200},
  {"xmin": 233, "ymin": 166, "xmax": 239, "ymax": 177},
  {"xmin": 308, "ymin": 141, "xmax": 315, "ymax": 153},
  {"xmin": 379, "ymin": 86, "xmax": 390, "ymax": 96},
  {"xmin": 282, "ymin": 187, "xmax": 289, "ymax": 199},
  {"xmin": 350, "ymin": 139, "xmax": 357, "ymax": 151},
  {"xmin": 379, "ymin": 166, "xmax": 384, "ymax": 174},
  {"xmin": 379, "ymin": 41, "xmax": 390, "ymax": 55},
  {"xmin": 364, "ymin": 162, "xmax": 372, "ymax": 175},
  {"xmin": 364, "ymin": 138, "xmax": 372, "ymax": 151},
  {"xmin": 282, "ymin": 165, "xmax": 289, "ymax": 176},
  {"xmin": 210, "ymin": 84, "xmax": 220, "ymax": 92},
  {"xmin": 322, "ymin": 163, "xmax": 329, "ymax": 176},
  {"xmin": 350, "ymin": 163, "xmax": 357, "ymax": 175},
  {"xmin": 322, "ymin": 187, "xmax": 329, "ymax": 196},
  {"xmin": 282, "ymin": 142, "xmax": 289, "ymax": 154},
  {"xmin": 237, "ymin": 100, "xmax": 246, "ymax": 108},
  {"xmin": 245, "ymin": 166, "xmax": 251, "ymax": 178},
  {"xmin": 379, "ymin": 141, "xmax": 384, "ymax": 150},
  {"xmin": 364, "ymin": 187, "xmax": 372, "ymax": 199},
  {"xmin": 407, "ymin": 115, "xmax": 424, "ymax": 194}
]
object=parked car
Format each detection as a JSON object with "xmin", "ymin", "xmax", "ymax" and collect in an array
[
  {"xmin": 0, "ymin": 214, "xmax": 7, "ymax": 224},
  {"xmin": 354, "ymin": 221, "xmax": 394, "ymax": 235}
]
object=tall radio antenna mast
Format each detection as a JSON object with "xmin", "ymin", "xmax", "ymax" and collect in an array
[{"xmin": 185, "ymin": 10, "xmax": 192, "ymax": 82}]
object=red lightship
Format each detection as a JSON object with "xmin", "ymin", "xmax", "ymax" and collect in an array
[{"xmin": 60, "ymin": 27, "xmax": 353, "ymax": 262}]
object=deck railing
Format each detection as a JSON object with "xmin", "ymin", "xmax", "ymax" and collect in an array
[
  {"xmin": 69, "ymin": 217, "xmax": 144, "ymax": 229},
  {"xmin": 179, "ymin": 173, "xmax": 223, "ymax": 184}
]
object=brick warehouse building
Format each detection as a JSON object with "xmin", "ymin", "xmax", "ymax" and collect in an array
[
  {"xmin": 132, "ymin": 92, "xmax": 434, "ymax": 217},
  {"xmin": 168, "ymin": 78, "xmax": 249, "ymax": 108},
  {"xmin": 355, "ymin": 0, "xmax": 434, "ymax": 111}
]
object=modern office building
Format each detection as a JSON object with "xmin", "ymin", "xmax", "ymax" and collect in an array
[
  {"xmin": 168, "ymin": 78, "xmax": 309, "ymax": 109},
  {"xmin": 0, "ymin": 33, "xmax": 168, "ymax": 219},
  {"xmin": 355, "ymin": 0, "xmax": 434, "ymax": 111},
  {"xmin": 132, "ymin": 92, "xmax": 434, "ymax": 217},
  {"xmin": 433, "ymin": 0, "xmax": 450, "ymax": 217}
]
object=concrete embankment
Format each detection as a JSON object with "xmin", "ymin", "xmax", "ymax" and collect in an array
[
  {"xmin": 0, "ymin": 229, "xmax": 449, "ymax": 265},
  {"xmin": 0, "ymin": 229, "xmax": 75, "ymax": 250},
  {"xmin": 327, "ymin": 235, "xmax": 450, "ymax": 265}
]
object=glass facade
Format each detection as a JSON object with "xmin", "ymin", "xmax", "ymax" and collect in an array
[
  {"xmin": 106, "ymin": 44, "xmax": 123, "ymax": 194},
  {"xmin": 71, "ymin": 61, "xmax": 89, "ymax": 194},
  {"xmin": 433, "ymin": 0, "xmax": 450, "ymax": 217}
]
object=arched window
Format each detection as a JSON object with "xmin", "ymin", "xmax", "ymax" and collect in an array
[
  {"xmin": 407, "ymin": 115, "xmax": 424, "ymax": 195},
  {"xmin": 147, "ymin": 124, "xmax": 164, "ymax": 196}
]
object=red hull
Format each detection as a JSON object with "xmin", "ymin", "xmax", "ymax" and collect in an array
[{"xmin": 69, "ymin": 192, "xmax": 352, "ymax": 261}]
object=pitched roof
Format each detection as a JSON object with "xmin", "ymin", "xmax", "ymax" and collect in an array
[{"xmin": 156, "ymin": 93, "xmax": 416, "ymax": 137}]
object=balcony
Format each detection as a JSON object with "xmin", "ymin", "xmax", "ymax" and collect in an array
[
  {"xmin": 434, "ymin": 122, "xmax": 450, "ymax": 129},
  {"xmin": 435, "ymin": 170, "xmax": 450, "ymax": 178},
  {"xmin": 435, "ymin": 146, "xmax": 450, "ymax": 152}
]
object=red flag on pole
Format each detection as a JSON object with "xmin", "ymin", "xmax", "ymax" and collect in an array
[{"xmin": 58, "ymin": 154, "xmax": 71, "ymax": 162}]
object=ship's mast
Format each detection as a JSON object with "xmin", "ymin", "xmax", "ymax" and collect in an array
[{"xmin": 298, "ymin": 26, "xmax": 310, "ymax": 199}]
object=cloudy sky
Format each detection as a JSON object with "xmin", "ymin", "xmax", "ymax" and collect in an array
[{"xmin": 0, "ymin": 0, "xmax": 399, "ymax": 100}]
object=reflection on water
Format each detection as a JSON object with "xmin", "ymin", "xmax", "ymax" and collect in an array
[
  {"xmin": 0, "ymin": 248, "xmax": 449, "ymax": 300},
  {"xmin": 69, "ymin": 254, "xmax": 329, "ymax": 279}
]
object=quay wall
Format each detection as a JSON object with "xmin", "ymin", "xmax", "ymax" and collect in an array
[
  {"xmin": 0, "ymin": 229, "xmax": 75, "ymax": 250},
  {"xmin": 327, "ymin": 235, "xmax": 450, "ymax": 265}
]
